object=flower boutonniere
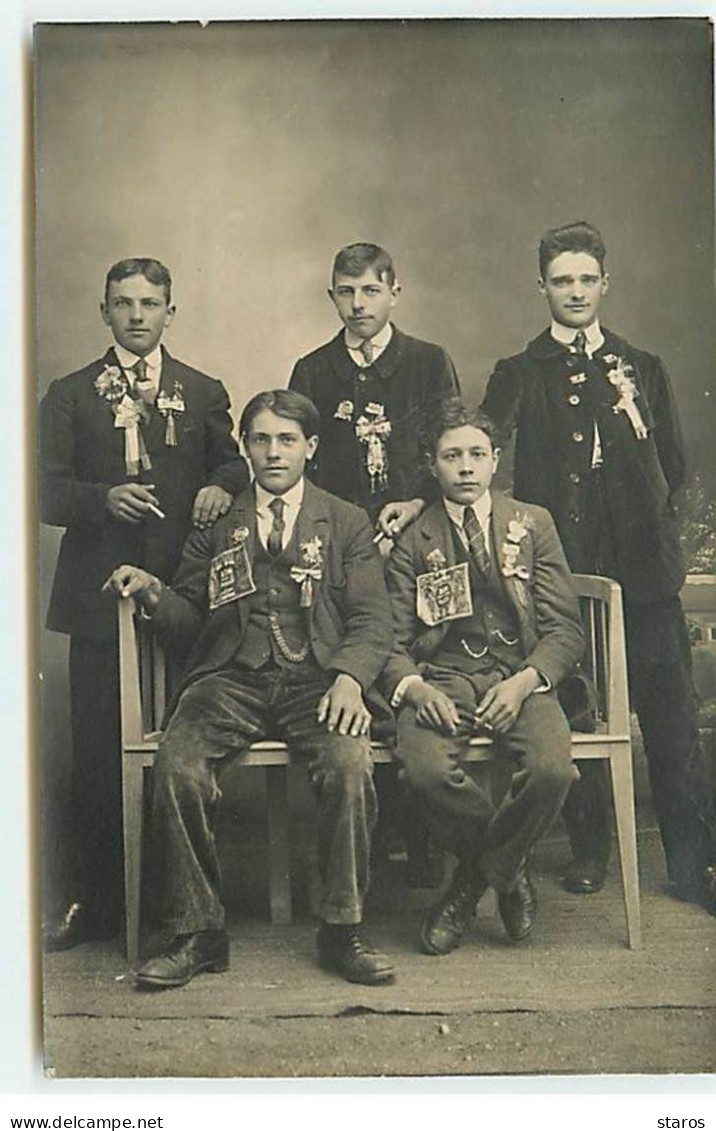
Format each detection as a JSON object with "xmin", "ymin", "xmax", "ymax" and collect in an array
[
  {"xmin": 94, "ymin": 365, "xmax": 151, "ymax": 475},
  {"xmin": 425, "ymin": 547, "xmax": 447, "ymax": 571},
  {"xmin": 94, "ymin": 365, "xmax": 128, "ymax": 403},
  {"xmin": 156, "ymin": 381, "xmax": 186, "ymax": 447},
  {"xmin": 355, "ymin": 402, "xmax": 392, "ymax": 493},
  {"xmin": 500, "ymin": 513, "xmax": 532, "ymax": 604},
  {"xmin": 334, "ymin": 399, "xmax": 354, "ymax": 421},
  {"xmin": 290, "ymin": 535, "xmax": 324, "ymax": 607},
  {"xmin": 602, "ymin": 354, "xmax": 648, "ymax": 440}
]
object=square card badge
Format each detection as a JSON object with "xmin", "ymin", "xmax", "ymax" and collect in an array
[{"xmin": 416, "ymin": 561, "xmax": 473, "ymax": 627}]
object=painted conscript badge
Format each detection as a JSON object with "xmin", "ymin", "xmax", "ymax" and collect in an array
[
  {"xmin": 208, "ymin": 531, "xmax": 256, "ymax": 610},
  {"xmin": 416, "ymin": 561, "xmax": 473, "ymax": 627}
]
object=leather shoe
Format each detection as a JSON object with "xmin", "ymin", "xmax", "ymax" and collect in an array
[
  {"xmin": 316, "ymin": 923, "xmax": 395, "ymax": 985},
  {"xmin": 44, "ymin": 902, "xmax": 118, "ymax": 953},
  {"xmin": 135, "ymin": 930, "xmax": 229, "ymax": 990},
  {"xmin": 420, "ymin": 866, "xmax": 488, "ymax": 956},
  {"xmin": 498, "ymin": 866, "xmax": 537, "ymax": 942},
  {"xmin": 562, "ymin": 857, "xmax": 607, "ymax": 895}
]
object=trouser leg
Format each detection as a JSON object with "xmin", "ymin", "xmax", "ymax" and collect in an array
[
  {"xmin": 152, "ymin": 670, "xmax": 267, "ymax": 936},
  {"xmin": 277, "ymin": 673, "xmax": 377, "ymax": 925},
  {"xmin": 561, "ymin": 761, "xmax": 612, "ymax": 866},
  {"xmin": 67, "ymin": 635, "xmax": 123, "ymax": 924},
  {"xmin": 626, "ymin": 598, "xmax": 715, "ymax": 884},
  {"xmin": 396, "ymin": 670, "xmax": 574, "ymax": 890}
]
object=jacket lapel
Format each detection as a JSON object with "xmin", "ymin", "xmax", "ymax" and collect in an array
[
  {"xmin": 416, "ymin": 501, "xmax": 458, "ymax": 647},
  {"xmin": 491, "ymin": 493, "xmax": 534, "ymax": 632},
  {"xmin": 293, "ymin": 480, "xmax": 331, "ymax": 625},
  {"xmin": 223, "ymin": 485, "xmax": 258, "ymax": 632}
]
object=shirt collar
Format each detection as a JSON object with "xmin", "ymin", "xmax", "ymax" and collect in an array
[
  {"xmin": 113, "ymin": 343, "xmax": 163, "ymax": 373},
  {"xmin": 550, "ymin": 319, "xmax": 604, "ymax": 356},
  {"xmin": 254, "ymin": 477, "xmax": 305, "ymax": 516},
  {"xmin": 344, "ymin": 321, "xmax": 393, "ymax": 353},
  {"xmin": 444, "ymin": 489, "xmax": 492, "ymax": 530}
]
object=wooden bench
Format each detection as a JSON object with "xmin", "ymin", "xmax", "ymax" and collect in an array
[{"xmin": 119, "ymin": 573, "xmax": 640, "ymax": 963}]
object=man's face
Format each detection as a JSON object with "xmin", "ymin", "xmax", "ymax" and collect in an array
[
  {"xmin": 244, "ymin": 409, "xmax": 318, "ymax": 495},
  {"xmin": 101, "ymin": 274, "xmax": 175, "ymax": 356},
  {"xmin": 538, "ymin": 251, "xmax": 609, "ymax": 330},
  {"xmin": 328, "ymin": 268, "xmax": 400, "ymax": 340},
  {"xmin": 431, "ymin": 425, "xmax": 500, "ymax": 505}
]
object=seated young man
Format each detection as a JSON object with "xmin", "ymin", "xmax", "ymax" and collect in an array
[
  {"xmin": 289, "ymin": 241, "xmax": 459, "ymax": 529},
  {"xmin": 104, "ymin": 390, "xmax": 395, "ymax": 989},
  {"xmin": 383, "ymin": 401, "xmax": 584, "ymax": 954}
]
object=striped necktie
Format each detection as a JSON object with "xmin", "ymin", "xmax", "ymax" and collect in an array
[
  {"xmin": 359, "ymin": 339, "xmax": 374, "ymax": 366},
  {"xmin": 463, "ymin": 505, "xmax": 490, "ymax": 577},
  {"xmin": 268, "ymin": 496, "xmax": 286, "ymax": 557}
]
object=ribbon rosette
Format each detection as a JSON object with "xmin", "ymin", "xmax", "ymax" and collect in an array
[
  {"xmin": 290, "ymin": 536, "xmax": 324, "ymax": 607},
  {"xmin": 156, "ymin": 382, "xmax": 185, "ymax": 447},
  {"xmin": 355, "ymin": 402, "xmax": 392, "ymax": 493},
  {"xmin": 94, "ymin": 365, "xmax": 128, "ymax": 402},
  {"xmin": 334, "ymin": 399, "xmax": 354, "ymax": 421},
  {"xmin": 113, "ymin": 396, "xmax": 152, "ymax": 476},
  {"xmin": 501, "ymin": 514, "xmax": 532, "ymax": 604},
  {"xmin": 603, "ymin": 355, "xmax": 648, "ymax": 440}
]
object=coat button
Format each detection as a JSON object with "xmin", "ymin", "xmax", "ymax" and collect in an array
[
  {"xmin": 570, "ymin": 513, "xmax": 581, "ymax": 523},
  {"xmin": 572, "ymin": 431, "xmax": 584, "ymax": 443},
  {"xmin": 568, "ymin": 394, "xmax": 581, "ymax": 406},
  {"xmin": 569, "ymin": 472, "xmax": 581, "ymax": 484}
]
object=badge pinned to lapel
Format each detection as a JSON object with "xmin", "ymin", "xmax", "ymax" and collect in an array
[{"xmin": 416, "ymin": 562, "xmax": 473, "ymax": 627}]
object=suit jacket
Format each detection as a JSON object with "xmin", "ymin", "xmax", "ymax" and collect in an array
[
  {"xmin": 40, "ymin": 345, "xmax": 249, "ymax": 639},
  {"xmin": 152, "ymin": 480, "xmax": 394, "ymax": 716},
  {"xmin": 482, "ymin": 328, "xmax": 686, "ymax": 603},
  {"xmin": 382, "ymin": 492, "xmax": 584, "ymax": 699},
  {"xmin": 289, "ymin": 325, "xmax": 459, "ymax": 514}
]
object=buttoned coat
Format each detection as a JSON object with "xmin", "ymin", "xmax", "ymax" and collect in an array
[
  {"xmin": 482, "ymin": 328, "xmax": 686, "ymax": 603},
  {"xmin": 40, "ymin": 345, "xmax": 249, "ymax": 640},
  {"xmin": 382, "ymin": 492, "xmax": 584, "ymax": 699},
  {"xmin": 152, "ymin": 480, "xmax": 394, "ymax": 718},
  {"xmin": 288, "ymin": 326, "xmax": 459, "ymax": 513}
]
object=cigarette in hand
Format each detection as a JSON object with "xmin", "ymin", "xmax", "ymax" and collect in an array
[
  {"xmin": 146, "ymin": 503, "xmax": 166, "ymax": 520},
  {"xmin": 373, "ymin": 530, "xmax": 387, "ymax": 545}
]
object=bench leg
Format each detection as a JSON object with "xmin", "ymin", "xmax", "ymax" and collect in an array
[
  {"xmin": 608, "ymin": 747, "xmax": 642, "ymax": 950},
  {"xmin": 266, "ymin": 765, "xmax": 292, "ymax": 924},
  {"xmin": 122, "ymin": 756, "xmax": 145, "ymax": 966}
]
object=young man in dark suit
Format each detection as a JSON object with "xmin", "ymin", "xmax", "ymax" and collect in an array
[
  {"xmin": 482, "ymin": 221, "xmax": 716, "ymax": 914},
  {"xmin": 104, "ymin": 390, "xmax": 395, "ymax": 989},
  {"xmin": 40, "ymin": 258, "xmax": 249, "ymax": 950},
  {"xmin": 288, "ymin": 242, "xmax": 459, "ymax": 528},
  {"xmin": 383, "ymin": 402, "xmax": 583, "ymax": 954}
]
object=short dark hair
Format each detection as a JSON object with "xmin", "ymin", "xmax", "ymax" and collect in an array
[
  {"xmin": 104, "ymin": 258, "xmax": 173, "ymax": 304},
  {"xmin": 419, "ymin": 399, "xmax": 502, "ymax": 460},
  {"xmin": 332, "ymin": 243, "xmax": 396, "ymax": 288},
  {"xmin": 239, "ymin": 389, "xmax": 320, "ymax": 440},
  {"xmin": 538, "ymin": 221, "xmax": 607, "ymax": 278}
]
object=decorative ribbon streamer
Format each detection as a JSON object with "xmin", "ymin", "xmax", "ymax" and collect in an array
[
  {"xmin": 355, "ymin": 413, "xmax": 391, "ymax": 493},
  {"xmin": 114, "ymin": 397, "xmax": 152, "ymax": 476},
  {"xmin": 289, "ymin": 564, "xmax": 323, "ymax": 607}
]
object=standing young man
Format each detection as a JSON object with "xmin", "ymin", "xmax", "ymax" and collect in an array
[
  {"xmin": 383, "ymin": 402, "xmax": 583, "ymax": 953},
  {"xmin": 482, "ymin": 221, "xmax": 715, "ymax": 914},
  {"xmin": 289, "ymin": 242, "xmax": 459, "ymax": 528},
  {"xmin": 104, "ymin": 390, "xmax": 395, "ymax": 988},
  {"xmin": 40, "ymin": 258, "xmax": 248, "ymax": 949}
]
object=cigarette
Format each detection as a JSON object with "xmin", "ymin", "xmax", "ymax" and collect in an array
[
  {"xmin": 146, "ymin": 503, "xmax": 166, "ymax": 520},
  {"xmin": 373, "ymin": 530, "xmax": 387, "ymax": 545}
]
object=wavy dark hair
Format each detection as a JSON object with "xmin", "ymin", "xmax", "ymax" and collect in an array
[
  {"xmin": 538, "ymin": 221, "xmax": 606, "ymax": 278},
  {"xmin": 104, "ymin": 258, "xmax": 172, "ymax": 304},
  {"xmin": 419, "ymin": 399, "xmax": 502, "ymax": 461},
  {"xmin": 239, "ymin": 389, "xmax": 320, "ymax": 441}
]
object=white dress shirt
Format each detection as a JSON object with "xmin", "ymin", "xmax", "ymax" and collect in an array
[
  {"xmin": 550, "ymin": 319, "xmax": 605, "ymax": 468},
  {"xmin": 254, "ymin": 478, "xmax": 305, "ymax": 552},
  {"xmin": 344, "ymin": 322, "xmax": 393, "ymax": 367},
  {"xmin": 113, "ymin": 343, "xmax": 163, "ymax": 392}
]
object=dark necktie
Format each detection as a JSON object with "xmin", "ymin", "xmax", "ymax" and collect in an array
[
  {"xmin": 267, "ymin": 496, "xmax": 286, "ymax": 557},
  {"xmin": 359, "ymin": 339, "xmax": 374, "ymax": 366},
  {"xmin": 130, "ymin": 358, "xmax": 157, "ymax": 415},
  {"xmin": 463, "ymin": 506, "xmax": 490, "ymax": 577},
  {"xmin": 572, "ymin": 330, "xmax": 587, "ymax": 357}
]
